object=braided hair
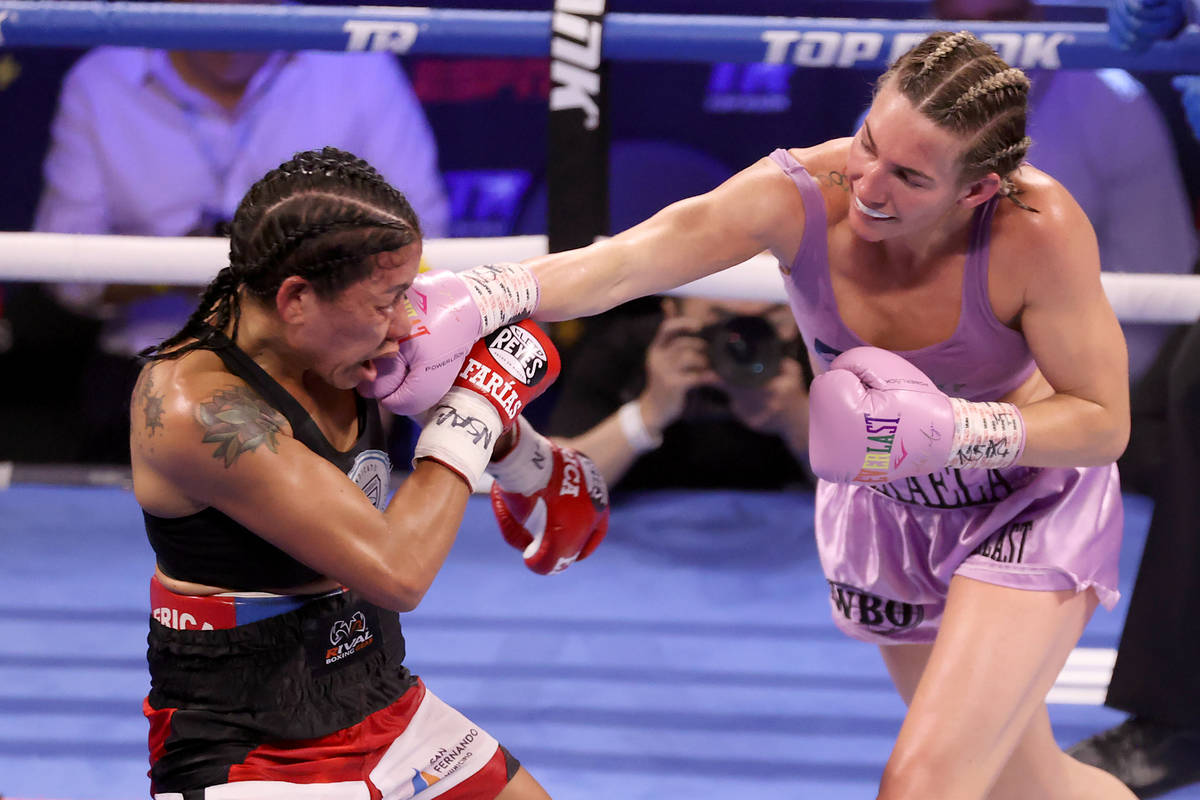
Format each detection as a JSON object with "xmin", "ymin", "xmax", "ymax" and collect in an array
[
  {"xmin": 880, "ymin": 31, "xmax": 1037, "ymax": 211},
  {"xmin": 141, "ymin": 147, "xmax": 422, "ymax": 362}
]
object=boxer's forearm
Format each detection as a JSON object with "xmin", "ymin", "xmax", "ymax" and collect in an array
[{"xmin": 1015, "ymin": 394, "xmax": 1129, "ymax": 468}]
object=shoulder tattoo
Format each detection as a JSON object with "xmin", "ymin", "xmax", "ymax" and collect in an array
[
  {"xmin": 817, "ymin": 170, "xmax": 851, "ymax": 192},
  {"xmin": 195, "ymin": 385, "xmax": 286, "ymax": 467},
  {"xmin": 134, "ymin": 367, "xmax": 166, "ymax": 438}
]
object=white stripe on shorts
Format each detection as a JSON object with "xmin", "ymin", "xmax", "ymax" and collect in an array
[
  {"xmin": 370, "ymin": 686, "xmax": 500, "ymax": 800},
  {"xmin": 153, "ymin": 687, "xmax": 500, "ymax": 800}
]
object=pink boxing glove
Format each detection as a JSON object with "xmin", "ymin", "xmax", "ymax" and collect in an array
[
  {"xmin": 358, "ymin": 264, "xmax": 540, "ymax": 416},
  {"xmin": 808, "ymin": 346, "xmax": 1025, "ymax": 484}
]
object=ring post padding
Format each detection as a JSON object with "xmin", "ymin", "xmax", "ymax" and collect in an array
[{"xmin": 547, "ymin": 0, "xmax": 610, "ymax": 253}]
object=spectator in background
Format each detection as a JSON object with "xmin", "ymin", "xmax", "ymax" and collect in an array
[
  {"xmin": 34, "ymin": 0, "xmax": 448, "ymax": 464},
  {"xmin": 931, "ymin": 0, "xmax": 1199, "ymax": 389},
  {"xmin": 1175, "ymin": 73, "xmax": 1200, "ymax": 140},
  {"xmin": 1065, "ymin": 2, "xmax": 1200, "ymax": 796},
  {"xmin": 1110, "ymin": 0, "xmax": 1200, "ymax": 145},
  {"xmin": 548, "ymin": 295, "xmax": 811, "ymax": 492}
]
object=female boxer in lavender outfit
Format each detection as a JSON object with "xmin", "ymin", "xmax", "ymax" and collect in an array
[{"xmin": 442, "ymin": 29, "xmax": 1131, "ymax": 800}]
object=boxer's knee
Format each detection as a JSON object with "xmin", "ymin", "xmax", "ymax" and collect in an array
[{"xmin": 879, "ymin": 738, "xmax": 968, "ymax": 800}]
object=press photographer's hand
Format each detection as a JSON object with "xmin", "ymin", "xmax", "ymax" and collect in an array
[{"xmin": 638, "ymin": 315, "xmax": 720, "ymax": 434}]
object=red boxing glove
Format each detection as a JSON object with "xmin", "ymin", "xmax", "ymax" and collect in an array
[
  {"xmin": 488, "ymin": 418, "xmax": 610, "ymax": 575},
  {"xmin": 453, "ymin": 320, "xmax": 561, "ymax": 430},
  {"xmin": 414, "ymin": 320, "xmax": 560, "ymax": 487}
]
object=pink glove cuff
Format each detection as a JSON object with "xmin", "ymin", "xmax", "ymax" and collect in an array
[{"xmin": 947, "ymin": 398, "xmax": 1025, "ymax": 470}]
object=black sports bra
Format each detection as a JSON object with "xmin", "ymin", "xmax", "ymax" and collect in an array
[{"xmin": 143, "ymin": 330, "xmax": 392, "ymax": 590}]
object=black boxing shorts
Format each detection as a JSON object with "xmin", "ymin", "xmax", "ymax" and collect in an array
[{"xmin": 145, "ymin": 578, "xmax": 520, "ymax": 798}]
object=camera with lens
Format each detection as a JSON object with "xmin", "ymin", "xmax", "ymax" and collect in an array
[{"xmin": 699, "ymin": 314, "xmax": 787, "ymax": 388}]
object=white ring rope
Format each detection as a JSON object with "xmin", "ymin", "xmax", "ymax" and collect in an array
[{"xmin": 0, "ymin": 231, "xmax": 1196, "ymax": 324}]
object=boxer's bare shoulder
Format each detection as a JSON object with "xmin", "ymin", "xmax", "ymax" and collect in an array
[
  {"xmin": 990, "ymin": 164, "xmax": 1102, "ymax": 318},
  {"xmin": 131, "ymin": 349, "xmax": 291, "ymax": 515}
]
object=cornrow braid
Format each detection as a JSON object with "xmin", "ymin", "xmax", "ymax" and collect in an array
[
  {"xmin": 997, "ymin": 176, "xmax": 1038, "ymax": 212},
  {"xmin": 141, "ymin": 147, "xmax": 423, "ymax": 362},
  {"xmin": 974, "ymin": 135, "xmax": 1032, "ymax": 170},
  {"xmin": 951, "ymin": 68, "xmax": 1031, "ymax": 112},
  {"xmin": 239, "ymin": 217, "xmax": 416, "ymax": 300},
  {"xmin": 916, "ymin": 30, "xmax": 973, "ymax": 79},
  {"xmin": 238, "ymin": 218, "xmax": 403, "ymax": 284},
  {"xmin": 879, "ymin": 31, "xmax": 1038, "ymax": 212},
  {"xmin": 139, "ymin": 266, "xmax": 241, "ymax": 362}
]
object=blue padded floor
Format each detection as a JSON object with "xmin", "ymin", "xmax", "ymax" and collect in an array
[{"xmin": 0, "ymin": 484, "xmax": 1195, "ymax": 800}]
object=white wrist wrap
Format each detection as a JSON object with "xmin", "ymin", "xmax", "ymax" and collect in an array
[
  {"xmin": 460, "ymin": 263, "xmax": 540, "ymax": 336},
  {"xmin": 486, "ymin": 416, "xmax": 554, "ymax": 495},
  {"xmin": 413, "ymin": 389, "xmax": 502, "ymax": 487},
  {"xmin": 947, "ymin": 398, "xmax": 1026, "ymax": 470},
  {"xmin": 618, "ymin": 400, "xmax": 662, "ymax": 453}
]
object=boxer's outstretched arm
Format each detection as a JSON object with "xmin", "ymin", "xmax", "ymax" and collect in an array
[{"xmin": 527, "ymin": 155, "xmax": 804, "ymax": 321}]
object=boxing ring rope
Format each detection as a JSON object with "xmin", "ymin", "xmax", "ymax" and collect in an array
[
  {"xmin": 1, "ymin": 1, "xmax": 1199, "ymax": 71},
  {"xmin": 0, "ymin": 2, "xmax": 1198, "ymax": 324},
  {"xmin": 1, "ymin": 231, "xmax": 1198, "ymax": 324}
]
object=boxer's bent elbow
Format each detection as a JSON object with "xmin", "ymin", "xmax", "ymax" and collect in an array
[
  {"xmin": 1078, "ymin": 403, "xmax": 1131, "ymax": 466},
  {"xmin": 1101, "ymin": 413, "xmax": 1131, "ymax": 465},
  {"xmin": 352, "ymin": 562, "xmax": 431, "ymax": 613}
]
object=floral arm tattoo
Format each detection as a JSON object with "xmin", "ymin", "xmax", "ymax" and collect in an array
[{"xmin": 195, "ymin": 386, "xmax": 286, "ymax": 467}]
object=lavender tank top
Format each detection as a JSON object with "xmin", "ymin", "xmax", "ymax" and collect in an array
[{"xmin": 769, "ymin": 148, "xmax": 1036, "ymax": 402}]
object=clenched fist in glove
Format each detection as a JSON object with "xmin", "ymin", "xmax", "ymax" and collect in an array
[
  {"xmin": 413, "ymin": 319, "xmax": 560, "ymax": 487},
  {"xmin": 488, "ymin": 417, "xmax": 610, "ymax": 575},
  {"xmin": 808, "ymin": 346, "xmax": 1025, "ymax": 484},
  {"xmin": 359, "ymin": 264, "xmax": 540, "ymax": 416}
]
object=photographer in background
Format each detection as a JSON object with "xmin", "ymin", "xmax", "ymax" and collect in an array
[{"xmin": 546, "ymin": 296, "xmax": 812, "ymax": 492}]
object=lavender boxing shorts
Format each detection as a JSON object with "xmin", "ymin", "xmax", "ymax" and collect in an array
[{"xmin": 816, "ymin": 463, "xmax": 1123, "ymax": 644}]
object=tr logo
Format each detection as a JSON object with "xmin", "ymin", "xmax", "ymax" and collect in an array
[{"xmin": 343, "ymin": 20, "xmax": 420, "ymax": 54}]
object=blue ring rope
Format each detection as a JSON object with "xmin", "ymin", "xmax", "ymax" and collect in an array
[{"xmin": 0, "ymin": 1, "xmax": 1198, "ymax": 71}]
